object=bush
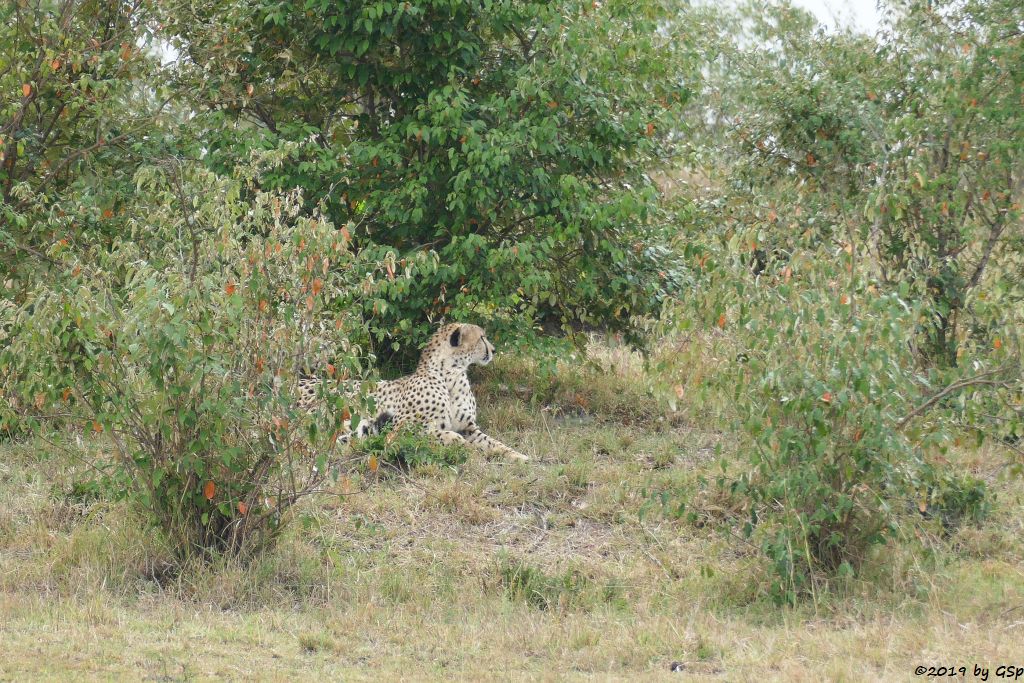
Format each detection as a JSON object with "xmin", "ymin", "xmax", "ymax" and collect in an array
[
  {"xmin": 660, "ymin": 0, "xmax": 1023, "ymax": 602},
  {"xmin": 701, "ymin": 0, "xmax": 1024, "ymax": 365},
  {"xmin": 353, "ymin": 423, "xmax": 470, "ymax": 472},
  {"xmin": 155, "ymin": 0, "xmax": 699, "ymax": 360},
  {"xmin": 917, "ymin": 469, "xmax": 991, "ymax": 534},
  {"xmin": 0, "ymin": 0, "xmax": 168, "ymax": 282},
  {"xmin": 1, "ymin": 158, "xmax": 404, "ymax": 560},
  {"xmin": 723, "ymin": 278, "xmax": 922, "ymax": 602},
  {"xmin": 661, "ymin": 236, "xmax": 1007, "ymax": 603}
]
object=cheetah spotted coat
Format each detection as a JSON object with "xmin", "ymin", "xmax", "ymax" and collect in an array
[{"xmin": 300, "ymin": 323, "xmax": 528, "ymax": 461}]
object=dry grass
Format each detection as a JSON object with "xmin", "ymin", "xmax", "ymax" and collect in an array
[{"xmin": 2, "ymin": 338, "xmax": 1023, "ymax": 680}]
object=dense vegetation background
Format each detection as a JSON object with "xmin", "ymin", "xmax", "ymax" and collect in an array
[{"xmin": 1, "ymin": 0, "xmax": 1022, "ymax": 676}]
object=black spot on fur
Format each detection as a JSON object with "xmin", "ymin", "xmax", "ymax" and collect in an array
[{"xmin": 449, "ymin": 327, "xmax": 461, "ymax": 347}]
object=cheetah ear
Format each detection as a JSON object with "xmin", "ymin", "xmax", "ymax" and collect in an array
[{"xmin": 449, "ymin": 326, "xmax": 461, "ymax": 347}]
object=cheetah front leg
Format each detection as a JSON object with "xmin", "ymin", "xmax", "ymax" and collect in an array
[
  {"xmin": 391, "ymin": 415, "xmax": 466, "ymax": 448},
  {"xmin": 460, "ymin": 424, "xmax": 529, "ymax": 462},
  {"xmin": 434, "ymin": 428, "xmax": 468, "ymax": 447}
]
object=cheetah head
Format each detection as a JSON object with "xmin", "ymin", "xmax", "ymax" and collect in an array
[{"xmin": 427, "ymin": 322, "xmax": 496, "ymax": 369}]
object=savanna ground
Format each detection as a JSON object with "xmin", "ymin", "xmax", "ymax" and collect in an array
[{"xmin": 2, "ymin": 336, "xmax": 1022, "ymax": 682}]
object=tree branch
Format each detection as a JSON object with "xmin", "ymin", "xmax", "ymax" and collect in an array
[{"xmin": 897, "ymin": 367, "xmax": 1012, "ymax": 430}]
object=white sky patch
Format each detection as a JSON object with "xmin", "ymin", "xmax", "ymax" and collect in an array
[{"xmin": 790, "ymin": 0, "xmax": 884, "ymax": 33}]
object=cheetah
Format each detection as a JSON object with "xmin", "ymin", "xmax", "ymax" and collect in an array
[{"xmin": 299, "ymin": 323, "xmax": 529, "ymax": 461}]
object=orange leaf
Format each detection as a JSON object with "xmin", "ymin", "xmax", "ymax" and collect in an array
[
  {"xmin": 783, "ymin": 266, "xmax": 793, "ymax": 283},
  {"xmin": 385, "ymin": 262, "xmax": 395, "ymax": 280},
  {"xmin": 341, "ymin": 407, "xmax": 351, "ymax": 421},
  {"xmin": 91, "ymin": 420, "xmax": 103, "ymax": 433},
  {"xmin": 22, "ymin": 83, "xmax": 31, "ymax": 97},
  {"xmin": 547, "ymin": 101, "xmax": 558, "ymax": 109},
  {"xmin": 102, "ymin": 208, "xmax": 114, "ymax": 219},
  {"xmin": 258, "ymin": 299, "xmax": 268, "ymax": 312},
  {"xmin": 327, "ymin": 363, "xmax": 336, "ymax": 377},
  {"xmin": 767, "ymin": 209, "xmax": 777, "ymax": 222},
  {"xmin": 340, "ymin": 225, "xmax": 351, "ymax": 243},
  {"xmin": 306, "ymin": 295, "xmax": 314, "ymax": 311},
  {"xmin": 805, "ymin": 152, "xmax": 816, "ymax": 166},
  {"xmin": 51, "ymin": 58, "xmax": 61, "ymax": 70},
  {"xmin": 203, "ymin": 481, "xmax": 216, "ymax": 500},
  {"xmin": 62, "ymin": 388, "xmax": 72, "ymax": 401},
  {"xmin": 840, "ymin": 294, "xmax": 850, "ymax": 305},
  {"xmin": 821, "ymin": 392, "xmax": 833, "ymax": 404},
  {"xmin": 853, "ymin": 428, "xmax": 864, "ymax": 442},
  {"xmin": 237, "ymin": 501, "xmax": 248, "ymax": 515},
  {"xmin": 368, "ymin": 456, "xmax": 379, "ymax": 473},
  {"xmin": 311, "ymin": 278, "xmax": 324, "ymax": 295},
  {"xmin": 866, "ymin": 90, "xmax": 877, "ymax": 101},
  {"xmin": 646, "ymin": 122, "xmax": 655, "ymax": 136},
  {"xmin": 994, "ymin": 338, "xmax": 1002, "ymax": 350},
  {"xmin": 225, "ymin": 280, "xmax": 236, "ymax": 295},
  {"xmin": 716, "ymin": 313, "xmax": 726, "ymax": 329}
]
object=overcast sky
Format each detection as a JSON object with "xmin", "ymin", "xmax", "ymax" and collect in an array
[{"xmin": 791, "ymin": 0, "xmax": 883, "ymax": 33}]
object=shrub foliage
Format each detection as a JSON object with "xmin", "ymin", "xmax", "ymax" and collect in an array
[
  {"xmin": 662, "ymin": 0, "xmax": 1024, "ymax": 601},
  {"xmin": 1, "ymin": 159, "xmax": 405, "ymax": 558},
  {"xmin": 155, "ymin": 0, "xmax": 696, "ymax": 357}
]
